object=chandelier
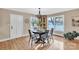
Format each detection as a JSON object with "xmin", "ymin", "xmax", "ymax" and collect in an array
[
  {"xmin": 38, "ymin": 8, "xmax": 41, "ymax": 15},
  {"xmin": 38, "ymin": 8, "xmax": 41, "ymax": 18}
]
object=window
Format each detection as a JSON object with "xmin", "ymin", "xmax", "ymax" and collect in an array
[
  {"xmin": 48, "ymin": 17, "xmax": 55, "ymax": 29},
  {"xmin": 48, "ymin": 15, "xmax": 64, "ymax": 32},
  {"xmin": 30, "ymin": 16, "xmax": 39, "ymax": 30}
]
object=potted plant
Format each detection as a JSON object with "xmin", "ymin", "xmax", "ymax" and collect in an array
[{"xmin": 64, "ymin": 31, "xmax": 78, "ymax": 40}]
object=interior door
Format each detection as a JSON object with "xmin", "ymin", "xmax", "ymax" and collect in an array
[
  {"xmin": 16, "ymin": 15, "xmax": 23, "ymax": 37},
  {"xmin": 10, "ymin": 14, "xmax": 17, "ymax": 39},
  {"xmin": 10, "ymin": 14, "xmax": 23, "ymax": 39}
]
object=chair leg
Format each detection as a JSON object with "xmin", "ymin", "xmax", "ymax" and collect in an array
[
  {"xmin": 31, "ymin": 40, "xmax": 33, "ymax": 48},
  {"xmin": 28, "ymin": 38, "xmax": 31, "ymax": 48},
  {"xmin": 51, "ymin": 36, "xmax": 54, "ymax": 43},
  {"xmin": 28, "ymin": 38, "xmax": 30, "ymax": 45},
  {"xmin": 47, "ymin": 39, "xmax": 49, "ymax": 44},
  {"xmin": 28, "ymin": 38, "xmax": 33, "ymax": 48},
  {"xmin": 48, "ymin": 36, "xmax": 53, "ymax": 44}
]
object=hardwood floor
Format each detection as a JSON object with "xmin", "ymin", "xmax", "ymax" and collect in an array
[
  {"xmin": 64, "ymin": 39, "xmax": 79, "ymax": 50},
  {"xmin": 0, "ymin": 36, "xmax": 51, "ymax": 50},
  {"xmin": 0, "ymin": 35, "xmax": 79, "ymax": 50},
  {"xmin": 0, "ymin": 37, "xmax": 30, "ymax": 50}
]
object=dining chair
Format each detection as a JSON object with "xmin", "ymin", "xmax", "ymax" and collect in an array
[
  {"xmin": 41, "ymin": 30, "xmax": 50, "ymax": 44},
  {"xmin": 45, "ymin": 30, "xmax": 50, "ymax": 43},
  {"xmin": 28, "ymin": 29, "xmax": 37, "ymax": 47},
  {"xmin": 50, "ymin": 28, "xmax": 53, "ymax": 39}
]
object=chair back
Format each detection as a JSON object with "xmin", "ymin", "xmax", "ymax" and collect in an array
[
  {"xmin": 45, "ymin": 30, "xmax": 49, "ymax": 33},
  {"xmin": 45, "ymin": 30, "xmax": 49, "ymax": 37},
  {"xmin": 28, "ymin": 29, "xmax": 32, "ymax": 38},
  {"xmin": 50, "ymin": 28, "xmax": 53, "ymax": 36}
]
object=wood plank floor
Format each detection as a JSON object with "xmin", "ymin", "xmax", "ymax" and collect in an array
[
  {"xmin": 0, "ymin": 37, "xmax": 30, "ymax": 50},
  {"xmin": 0, "ymin": 36, "xmax": 51, "ymax": 50},
  {"xmin": 0, "ymin": 35, "xmax": 79, "ymax": 50}
]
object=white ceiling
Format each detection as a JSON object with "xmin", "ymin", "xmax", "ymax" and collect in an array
[{"xmin": 7, "ymin": 8, "xmax": 76, "ymax": 15}]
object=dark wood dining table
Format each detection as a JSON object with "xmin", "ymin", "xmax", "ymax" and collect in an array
[{"xmin": 32, "ymin": 30, "xmax": 46, "ymax": 43}]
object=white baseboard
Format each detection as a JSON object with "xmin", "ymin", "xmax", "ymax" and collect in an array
[
  {"xmin": 53, "ymin": 33, "xmax": 64, "ymax": 37},
  {"xmin": 0, "ymin": 34, "xmax": 29, "ymax": 42}
]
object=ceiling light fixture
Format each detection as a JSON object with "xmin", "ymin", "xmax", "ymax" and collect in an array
[{"xmin": 38, "ymin": 8, "xmax": 41, "ymax": 18}]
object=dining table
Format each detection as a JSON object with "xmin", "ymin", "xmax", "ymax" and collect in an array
[{"xmin": 32, "ymin": 29, "xmax": 47, "ymax": 43}]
